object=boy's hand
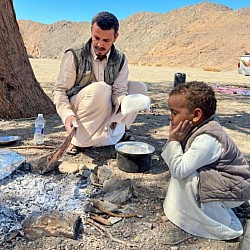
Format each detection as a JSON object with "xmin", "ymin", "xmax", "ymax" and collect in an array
[{"xmin": 168, "ymin": 120, "xmax": 193, "ymax": 142}]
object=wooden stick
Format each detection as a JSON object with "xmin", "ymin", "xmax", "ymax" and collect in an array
[
  {"xmin": 86, "ymin": 218, "xmax": 105, "ymax": 235},
  {"xmin": 9, "ymin": 145, "xmax": 55, "ymax": 149},
  {"xmin": 86, "ymin": 218, "xmax": 137, "ymax": 247},
  {"xmin": 90, "ymin": 181, "xmax": 103, "ymax": 188},
  {"xmin": 90, "ymin": 214, "xmax": 111, "ymax": 226},
  {"xmin": 95, "ymin": 206, "xmax": 142, "ymax": 218}
]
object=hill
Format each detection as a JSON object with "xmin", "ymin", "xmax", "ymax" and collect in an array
[{"xmin": 17, "ymin": 2, "xmax": 250, "ymax": 71}]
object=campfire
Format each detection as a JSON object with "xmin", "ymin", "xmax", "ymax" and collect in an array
[{"xmin": 0, "ymin": 150, "xmax": 137, "ymax": 247}]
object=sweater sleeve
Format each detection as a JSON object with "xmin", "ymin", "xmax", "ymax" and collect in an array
[
  {"xmin": 53, "ymin": 52, "xmax": 76, "ymax": 124},
  {"xmin": 161, "ymin": 134, "xmax": 222, "ymax": 179},
  {"xmin": 111, "ymin": 54, "xmax": 129, "ymax": 109}
]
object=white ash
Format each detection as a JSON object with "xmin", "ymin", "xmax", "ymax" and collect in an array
[
  {"xmin": 0, "ymin": 168, "xmax": 92, "ymax": 242},
  {"xmin": 0, "ymin": 204, "xmax": 23, "ymax": 243}
]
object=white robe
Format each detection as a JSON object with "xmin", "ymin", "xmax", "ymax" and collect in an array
[
  {"xmin": 161, "ymin": 134, "xmax": 243, "ymax": 240},
  {"xmin": 53, "ymin": 49, "xmax": 147, "ymax": 147}
]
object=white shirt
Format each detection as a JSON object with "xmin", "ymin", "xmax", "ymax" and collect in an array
[{"xmin": 161, "ymin": 134, "xmax": 222, "ymax": 178}]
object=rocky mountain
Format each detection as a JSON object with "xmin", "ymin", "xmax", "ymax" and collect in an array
[{"xmin": 17, "ymin": 2, "xmax": 250, "ymax": 71}]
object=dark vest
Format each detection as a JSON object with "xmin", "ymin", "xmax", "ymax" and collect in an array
[
  {"xmin": 65, "ymin": 38, "xmax": 125, "ymax": 98},
  {"xmin": 183, "ymin": 116, "xmax": 250, "ymax": 203}
]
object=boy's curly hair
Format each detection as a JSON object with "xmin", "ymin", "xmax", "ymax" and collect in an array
[
  {"xmin": 91, "ymin": 12, "xmax": 119, "ymax": 33},
  {"xmin": 169, "ymin": 81, "xmax": 217, "ymax": 119}
]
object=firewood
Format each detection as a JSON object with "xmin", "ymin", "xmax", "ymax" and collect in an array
[
  {"xmin": 90, "ymin": 214, "xmax": 111, "ymax": 226},
  {"xmin": 94, "ymin": 206, "xmax": 142, "ymax": 218},
  {"xmin": 9, "ymin": 145, "xmax": 55, "ymax": 149},
  {"xmin": 86, "ymin": 218, "xmax": 137, "ymax": 247}
]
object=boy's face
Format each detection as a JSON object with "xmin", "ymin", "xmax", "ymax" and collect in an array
[
  {"xmin": 168, "ymin": 94, "xmax": 194, "ymax": 129},
  {"xmin": 91, "ymin": 23, "xmax": 118, "ymax": 58}
]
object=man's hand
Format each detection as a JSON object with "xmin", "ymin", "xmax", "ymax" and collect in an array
[
  {"xmin": 168, "ymin": 120, "xmax": 193, "ymax": 142},
  {"xmin": 65, "ymin": 115, "xmax": 78, "ymax": 134}
]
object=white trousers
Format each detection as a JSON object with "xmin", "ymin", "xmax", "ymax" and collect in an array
[{"xmin": 69, "ymin": 81, "xmax": 147, "ymax": 147}]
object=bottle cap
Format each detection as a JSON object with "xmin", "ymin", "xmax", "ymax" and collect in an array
[{"xmin": 38, "ymin": 114, "xmax": 43, "ymax": 117}]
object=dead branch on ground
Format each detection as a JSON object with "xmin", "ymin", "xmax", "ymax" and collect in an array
[
  {"xmin": 86, "ymin": 218, "xmax": 138, "ymax": 247},
  {"xmin": 90, "ymin": 214, "xmax": 111, "ymax": 226},
  {"xmin": 9, "ymin": 145, "xmax": 55, "ymax": 149},
  {"xmin": 95, "ymin": 206, "xmax": 142, "ymax": 218}
]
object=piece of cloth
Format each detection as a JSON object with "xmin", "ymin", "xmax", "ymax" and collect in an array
[
  {"xmin": 121, "ymin": 94, "xmax": 151, "ymax": 115},
  {"xmin": 53, "ymin": 45, "xmax": 147, "ymax": 148},
  {"xmin": 161, "ymin": 134, "xmax": 244, "ymax": 240}
]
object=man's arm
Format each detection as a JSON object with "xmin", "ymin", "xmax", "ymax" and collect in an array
[
  {"xmin": 53, "ymin": 52, "xmax": 78, "ymax": 132},
  {"xmin": 111, "ymin": 54, "xmax": 129, "ymax": 113}
]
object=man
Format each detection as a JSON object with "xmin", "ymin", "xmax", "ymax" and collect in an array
[{"xmin": 53, "ymin": 11, "xmax": 147, "ymax": 155}]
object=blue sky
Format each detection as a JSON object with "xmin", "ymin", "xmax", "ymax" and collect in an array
[{"xmin": 13, "ymin": 0, "xmax": 249, "ymax": 24}]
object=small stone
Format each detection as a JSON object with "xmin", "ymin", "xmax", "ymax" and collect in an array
[
  {"xmin": 89, "ymin": 173, "xmax": 99, "ymax": 184},
  {"xmin": 107, "ymin": 216, "xmax": 122, "ymax": 225},
  {"xmin": 58, "ymin": 162, "xmax": 81, "ymax": 174},
  {"xmin": 161, "ymin": 215, "xmax": 169, "ymax": 222},
  {"xmin": 97, "ymin": 166, "xmax": 112, "ymax": 184},
  {"xmin": 170, "ymin": 247, "xmax": 179, "ymax": 250}
]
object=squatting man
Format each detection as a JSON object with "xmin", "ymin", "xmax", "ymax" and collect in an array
[{"xmin": 53, "ymin": 11, "xmax": 148, "ymax": 155}]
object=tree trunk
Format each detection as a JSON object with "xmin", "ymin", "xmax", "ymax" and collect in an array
[{"xmin": 0, "ymin": 0, "xmax": 55, "ymax": 119}]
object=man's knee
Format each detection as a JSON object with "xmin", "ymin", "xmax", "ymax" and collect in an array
[
  {"xmin": 128, "ymin": 81, "xmax": 148, "ymax": 95},
  {"xmin": 82, "ymin": 81, "xmax": 111, "ymax": 99}
]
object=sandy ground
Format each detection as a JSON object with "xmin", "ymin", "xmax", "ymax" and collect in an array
[
  {"xmin": 0, "ymin": 59, "xmax": 249, "ymax": 249},
  {"xmin": 31, "ymin": 58, "xmax": 250, "ymax": 154}
]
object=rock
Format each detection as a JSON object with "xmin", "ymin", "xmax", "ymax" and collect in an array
[
  {"xmin": 102, "ymin": 178, "xmax": 133, "ymax": 204},
  {"xmin": 84, "ymin": 199, "xmax": 120, "ymax": 214},
  {"xmin": 97, "ymin": 166, "xmax": 112, "ymax": 184},
  {"xmin": 29, "ymin": 154, "xmax": 58, "ymax": 174},
  {"xmin": 22, "ymin": 211, "xmax": 81, "ymax": 240},
  {"xmin": 91, "ymin": 199, "xmax": 120, "ymax": 212},
  {"xmin": 107, "ymin": 216, "xmax": 122, "ymax": 225},
  {"xmin": 80, "ymin": 168, "xmax": 92, "ymax": 178},
  {"xmin": 58, "ymin": 161, "xmax": 81, "ymax": 174},
  {"xmin": 161, "ymin": 215, "xmax": 169, "ymax": 222},
  {"xmin": 170, "ymin": 247, "xmax": 179, "ymax": 250},
  {"xmin": 89, "ymin": 173, "xmax": 99, "ymax": 184}
]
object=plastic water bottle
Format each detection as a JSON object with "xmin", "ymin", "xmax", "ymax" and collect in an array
[{"xmin": 33, "ymin": 114, "xmax": 45, "ymax": 145}]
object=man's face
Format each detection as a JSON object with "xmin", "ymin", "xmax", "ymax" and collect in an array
[
  {"xmin": 168, "ymin": 94, "xmax": 194, "ymax": 129},
  {"xmin": 91, "ymin": 23, "xmax": 118, "ymax": 58}
]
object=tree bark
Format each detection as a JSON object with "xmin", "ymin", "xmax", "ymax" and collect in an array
[{"xmin": 0, "ymin": 0, "xmax": 55, "ymax": 119}]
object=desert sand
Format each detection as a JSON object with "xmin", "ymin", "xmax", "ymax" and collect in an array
[{"xmin": 0, "ymin": 59, "xmax": 249, "ymax": 249}]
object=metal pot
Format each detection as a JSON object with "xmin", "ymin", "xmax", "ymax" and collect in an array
[{"xmin": 115, "ymin": 141, "xmax": 155, "ymax": 173}]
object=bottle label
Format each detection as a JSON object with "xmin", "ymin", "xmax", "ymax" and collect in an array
[{"xmin": 34, "ymin": 128, "xmax": 44, "ymax": 135}]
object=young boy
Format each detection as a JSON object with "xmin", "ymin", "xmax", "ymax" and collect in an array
[{"xmin": 161, "ymin": 81, "xmax": 250, "ymax": 240}]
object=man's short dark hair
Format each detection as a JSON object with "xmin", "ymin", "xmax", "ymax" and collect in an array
[{"xmin": 91, "ymin": 11, "xmax": 119, "ymax": 33}]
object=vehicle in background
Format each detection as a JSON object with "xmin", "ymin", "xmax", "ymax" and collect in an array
[{"xmin": 238, "ymin": 51, "xmax": 250, "ymax": 76}]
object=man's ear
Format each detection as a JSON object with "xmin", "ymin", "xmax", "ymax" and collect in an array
[
  {"xmin": 192, "ymin": 108, "xmax": 203, "ymax": 123},
  {"xmin": 114, "ymin": 32, "xmax": 119, "ymax": 42}
]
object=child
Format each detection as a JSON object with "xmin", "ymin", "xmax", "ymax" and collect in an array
[{"xmin": 161, "ymin": 81, "xmax": 250, "ymax": 240}]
